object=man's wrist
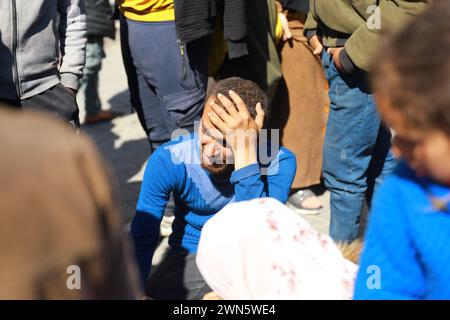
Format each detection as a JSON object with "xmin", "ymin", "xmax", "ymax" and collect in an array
[{"xmin": 233, "ymin": 141, "xmax": 258, "ymax": 171}]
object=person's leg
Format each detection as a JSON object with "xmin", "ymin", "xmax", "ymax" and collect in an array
[
  {"xmin": 21, "ymin": 84, "xmax": 80, "ymax": 129},
  {"xmin": 120, "ymin": 15, "xmax": 151, "ymax": 136},
  {"xmin": 366, "ymin": 124, "xmax": 397, "ymax": 206},
  {"xmin": 121, "ymin": 17, "xmax": 208, "ymax": 151},
  {"xmin": 127, "ymin": 19, "xmax": 207, "ymax": 142},
  {"xmin": 80, "ymin": 38, "xmax": 104, "ymax": 116},
  {"xmin": 321, "ymin": 50, "xmax": 391, "ymax": 243},
  {"xmin": 120, "ymin": 18, "xmax": 176, "ymax": 150},
  {"xmin": 146, "ymin": 251, "xmax": 211, "ymax": 300}
]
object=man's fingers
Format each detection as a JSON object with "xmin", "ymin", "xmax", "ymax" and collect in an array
[
  {"xmin": 313, "ymin": 43, "xmax": 323, "ymax": 55},
  {"xmin": 208, "ymin": 111, "xmax": 227, "ymax": 133},
  {"xmin": 309, "ymin": 35, "xmax": 323, "ymax": 55},
  {"xmin": 255, "ymin": 103, "xmax": 265, "ymax": 130},
  {"xmin": 327, "ymin": 47, "xmax": 340, "ymax": 58},
  {"xmin": 217, "ymin": 93, "xmax": 239, "ymax": 118},
  {"xmin": 279, "ymin": 13, "xmax": 292, "ymax": 41},
  {"xmin": 228, "ymin": 90, "xmax": 249, "ymax": 116},
  {"xmin": 202, "ymin": 115, "xmax": 224, "ymax": 140},
  {"xmin": 210, "ymin": 101, "xmax": 234, "ymax": 124},
  {"xmin": 202, "ymin": 115, "xmax": 214, "ymax": 131}
]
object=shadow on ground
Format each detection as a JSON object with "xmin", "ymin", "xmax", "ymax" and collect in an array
[{"xmin": 81, "ymin": 110, "xmax": 150, "ymax": 224}]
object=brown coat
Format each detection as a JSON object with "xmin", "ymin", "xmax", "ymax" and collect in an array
[{"xmin": 270, "ymin": 12, "xmax": 329, "ymax": 188}]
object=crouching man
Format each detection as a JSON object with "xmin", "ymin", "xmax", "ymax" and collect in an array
[{"xmin": 131, "ymin": 77, "xmax": 297, "ymax": 299}]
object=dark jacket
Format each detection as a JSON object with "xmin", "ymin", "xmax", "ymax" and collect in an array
[
  {"xmin": 85, "ymin": 0, "xmax": 116, "ymax": 39},
  {"xmin": 175, "ymin": 0, "xmax": 248, "ymax": 58},
  {"xmin": 281, "ymin": 0, "xmax": 309, "ymax": 13}
]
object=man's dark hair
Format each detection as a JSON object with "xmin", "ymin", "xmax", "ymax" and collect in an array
[
  {"xmin": 208, "ymin": 77, "xmax": 269, "ymax": 121},
  {"xmin": 371, "ymin": 0, "xmax": 450, "ymax": 136}
]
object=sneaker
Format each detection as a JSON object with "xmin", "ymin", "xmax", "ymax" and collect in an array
[
  {"xmin": 160, "ymin": 215, "xmax": 175, "ymax": 237},
  {"xmin": 287, "ymin": 189, "xmax": 322, "ymax": 215}
]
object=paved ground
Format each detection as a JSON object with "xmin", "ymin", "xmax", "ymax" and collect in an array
[{"xmin": 78, "ymin": 36, "xmax": 332, "ymax": 265}]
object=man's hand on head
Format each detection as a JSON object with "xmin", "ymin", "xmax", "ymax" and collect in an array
[
  {"xmin": 207, "ymin": 90, "xmax": 265, "ymax": 171},
  {"xmin": 208, "ymin": 90, "xmax": 264, "ymax": 137}
]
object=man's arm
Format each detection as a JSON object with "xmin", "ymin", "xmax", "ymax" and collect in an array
[
  {"xmin": 303, "ymin": 1, "xmax": 324, "ymax": 56},
  {"xmin": 303, "ymin": 0, "xmax": 318, "ymax": 40},
  {"xmin": 57, "ymin": 0, "xmax": 87, "ymax": 92},
  {"xmin": 131, "ymin": 149, "xmax": 175, "ymax": 285},
  {"xmin": 230, "ymin": 148, "xmax": 296, "ymax": 203},
  {"xmin": 343, "ymin": 0, "xmax": 430, "ymax": 72}
]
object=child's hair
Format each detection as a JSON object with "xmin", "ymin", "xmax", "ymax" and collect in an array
[
  {"xmin": 371, "ymin": 0, "xmax": 450, "ymax": 137},
  {"xmin": 208, "ymin": 77, "xmax": 269, "ymax": 121}
]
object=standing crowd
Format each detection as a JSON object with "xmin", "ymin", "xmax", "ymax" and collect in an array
[{"xmin": 0, "ymin": 0, "xmax": 449, "ymax": 300}]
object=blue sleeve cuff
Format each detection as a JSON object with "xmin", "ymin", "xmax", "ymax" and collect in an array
[{"xmin": 230, "ymin": 163, "xmax": 260, "ymax": 183}]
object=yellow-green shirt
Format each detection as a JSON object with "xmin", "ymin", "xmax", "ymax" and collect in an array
[{"xmin": 119, "ymin": 0, "xmax": 175, "ymax": 22}]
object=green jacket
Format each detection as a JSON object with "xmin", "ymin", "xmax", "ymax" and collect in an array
[{"xmin": 304, "ymin": 0, "xmax": 432, "ymax": 72}]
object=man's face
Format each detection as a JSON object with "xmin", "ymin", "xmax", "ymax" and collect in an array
[
  {"xmin": 199, "ymin": 97, "xmax": 234, "ymax": 175},
  {"xmin": 377, "ymin": 94, "xmax": 450, "ymax": 185}
]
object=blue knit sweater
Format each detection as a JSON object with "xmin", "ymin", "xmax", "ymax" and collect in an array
[
  {"xmin": 131, "ymin": 133, "xmax": 296, "ymax": 282},
  {"xmin": 354, "ymin": 161, "xmax": 450, "ymax": 299}
]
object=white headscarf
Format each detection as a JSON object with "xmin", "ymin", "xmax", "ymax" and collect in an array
[{"xmin": 197, "ymin": 198, "xmax": 357, "ymax": 300}]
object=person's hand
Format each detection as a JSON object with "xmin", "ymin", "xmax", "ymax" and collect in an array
[
  {"xmin": 327, "ymin": 47, "xmax": 344, "ymax": 72},
  {"xmin": 278, "ymin": 12, "xmax": 292, "ymax": 41},
  {"xmin": 207, "ymin": 90, "xmax": 265, "ymax": 145},
  {"xmin": 309, "ymin": 34, "xmax": 323, "ymax": 55},
  {"xmin": 207, "ymin": 90, "xmax": 265, "ymax": 171},
  {"xmin": 203, "ymin": 291, "xmax": 223, "ymax": 300}
]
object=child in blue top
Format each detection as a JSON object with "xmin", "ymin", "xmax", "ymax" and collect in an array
[
  {"xmin": 354, "ymin": 1, "xmax": 450, "ymax": 299},
  {"xmin": 131, "ymin": 77, "xmax": 296, "ymax": 299}
]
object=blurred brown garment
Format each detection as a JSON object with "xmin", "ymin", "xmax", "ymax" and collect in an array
[
  {"xmin": 0, "ymin": 108, "xmax": 141, "ymax": 299},
  {"xmin": 269, "ymin": 11, "xmax": 329, "ymax": 188}
]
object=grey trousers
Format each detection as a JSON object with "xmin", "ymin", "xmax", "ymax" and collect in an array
[{"xmin": 1, "ymin": 83, "xmax": 80, "ymax": 128}]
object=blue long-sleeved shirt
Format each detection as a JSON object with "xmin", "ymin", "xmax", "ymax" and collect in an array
[
  {"xmin": 131, "ymin": 133, "xmax": 296, "ymax": 282},
  {"xmin": 354, "ymin": 161, "xmax": 450, "ymax": 299}
]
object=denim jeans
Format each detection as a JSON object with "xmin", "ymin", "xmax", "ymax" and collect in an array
[
  {"xmin": 120, "ymin": 16, "xmax": 208, "ymax": 150},
  {"xmin": 79, "ymin": 38, "xmax": 105, "ymax": 116},
  {"xmin": 321, "ymin": 50, "xmax": 396, "ymax": 242}
]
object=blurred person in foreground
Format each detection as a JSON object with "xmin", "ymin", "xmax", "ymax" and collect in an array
[
  {"xmin": 197, "ymin": 198, "xmax": 360, "ymax": 300},
  {"xmin": 0, "ymin": 107, "xmax": 141, "ymax": 299},
  {"xmin": 354, "ymin": 0, "xmax": 450, "ymax": 299}
]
